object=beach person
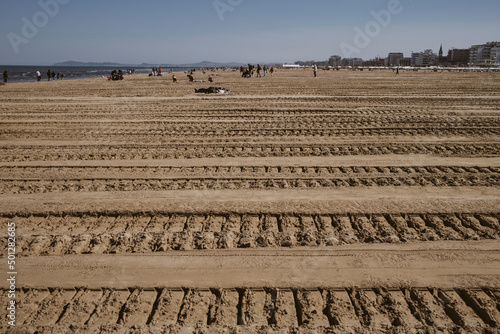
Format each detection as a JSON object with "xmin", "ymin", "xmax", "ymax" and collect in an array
[
  {"xmin": 60, "ymin": 73, "xmax": 64, "ymax": 80},
  {"xmin": 57, "ymin": 73, "xmax": 60, "ymax": 80},
  {"xmin": 248, "ymin": 64, "xmax": 254, "ymax": 77},
  {"xmin": 3, "ymin": 71, "xmax": 7, "ymax": 83},
  {"xmin": 195, "ymin": 86, "xmax": 230, "ymax": 94},
  {"xmin": 396, "ymin": 66, "xmax": 400, "ymax": 75},
  {"xmin": 256, "ymin": 64, "xmax": 262, "ymax": 78},
  {"xmin": 270, "ymin": 67, "xmax": 274, "ymax": 76},
  {"xmin": 47, "ymin": 69, "xmax": 51, "ymax": 81},
  {"xmin": 36, "ymin": 70, "xmax": 41, "ymax": 82},
  {"xmin": 187, "ymin": 74, "xmax": 194, "ymax": 82},
  {"xmin": 172, "ymin": 75, "xmax": 177, "ymax": 83},
  {"xmin": 313, "ymin": 64, "xmax": 317, "ymax": 78},
  {"xmin": 263, "ymin": 66, "xmax": 268, "ymax": 77},
  {"xmin": 51, "ymin": 71, "xmax": 56, "ymax": 80}
]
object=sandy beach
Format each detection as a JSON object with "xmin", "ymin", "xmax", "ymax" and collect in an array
[{"xmin": 1, "ymin": 69, "xmax": 500, "ymax": 332}]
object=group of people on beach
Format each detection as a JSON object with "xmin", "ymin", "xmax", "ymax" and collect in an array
[
  {"xmin": 150, "ymin": 67, "xmax": 162, "ymax": 77},
  {"xmin": 109, "ymin": 69, "xmax": 124, "ymax": 81},
  {"xmin": 171, "ymin": 69, "xmax": 217, "ymax": 84},
  {"xmin": 34, "ymin": 69, "xmax": 64, "ymax": 82},
  {"xmin": 25, "ymin": 69, "xmax": 65, "ymax": 82},
  {"xmin": 2, "ymin": 70, "xmax": 51, "ymax": 83},
  {"xmin": 240, "ymin": 64, "xmax": 274, "ymax": 78}
]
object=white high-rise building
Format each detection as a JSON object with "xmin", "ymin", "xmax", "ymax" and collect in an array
[
  {"xmin": 469, "ymin": 42, "xmax": 500, "ymax": 66},
  {"xmin": 328, "ymin": 55, "xmax": 342, "ymax": 67},
  {"xmin": 411, "ymin": 49, "xmax": 437, "ymax": 67},
  {"xmin": 385, "ymin": 53, "xmax": 404, "ymax": 66},
  {"xmin": 490, "ymin": 47, "xmax": 500, "ymax": 65}
]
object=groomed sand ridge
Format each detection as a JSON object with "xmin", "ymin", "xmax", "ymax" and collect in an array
[{"xmin": 1, "ymin": 69, "xmax": 500, "ymax": 333}]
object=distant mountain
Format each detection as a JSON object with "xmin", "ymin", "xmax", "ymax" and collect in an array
[
  {"xmin": 173, "ymin": 61, "xmax": 245, "ymax": 68},
  {"xmin": 52, "ymin": 61, "xmax": 127, "ymax": 67},
  {"xmin": 53, "ymin": 60, "xmax": 245, "ymax": 68}
]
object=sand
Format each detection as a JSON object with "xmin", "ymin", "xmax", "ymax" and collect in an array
[{"xmin": 1, "ymin": 69, "xmax": 500, "ymax": 333}]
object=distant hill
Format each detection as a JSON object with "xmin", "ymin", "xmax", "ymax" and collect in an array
[
  {"xmin": 53, "ymin": 61, "xmax": 126, "ymax": 67},
  {"xmin": 53, "ymin": 60, "xmax": 245, "ymax": 68},
  {"xmin": 173, "ymin": 61, "xmax": 245, "ymax": 68}
]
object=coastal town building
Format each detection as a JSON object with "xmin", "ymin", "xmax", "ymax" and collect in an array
[
  {"xmin": 328, "ymin": 55, "xmax": 342, "ymax": 67},
  {"xmin": 491, "ymin": 47, "xmax": 500, "ymax": 64},
  {"xmin": 446, "ymin": 48, "xmax": 470, "ymax": 66},
  {"xmin": 385, "ymin": 53, "xmax": 404, "ymax": 66},
  {"xmin": 399, "ymin": 58, "xmax": 412, "ymax": 67},
  {"xmin": 362, "ymin": 57, "xmax": 385, "ymax": 67},
  {"xmin": 297, "ymin": 41, "xmax": 499, "ymax": 68},
  {"xmin": 411, "ymin": 49, "xmax": 437, "ymax": 67},
  {"xmin": 470, "ymin": 42, "xmax": 500, "ymax": 66},
  {"xmin": 341, "ymin": 58, "xmax": 363, "ymax": 67}
]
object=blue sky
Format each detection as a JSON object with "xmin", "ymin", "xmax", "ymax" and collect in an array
[{"xmin": 1, "ymin": 0, "xmax": 499, "ymax": 65}]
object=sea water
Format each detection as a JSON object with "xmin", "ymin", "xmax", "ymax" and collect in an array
[{"xmin": 0, "ymin": 65, "xmax": 193, "ymax": 83}]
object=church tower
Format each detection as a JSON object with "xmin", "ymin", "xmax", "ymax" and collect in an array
[{"xmin": 438, "ymin": 44, "xmax": 444, "ymax": 65}]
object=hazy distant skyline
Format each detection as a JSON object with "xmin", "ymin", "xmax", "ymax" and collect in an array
[{"xmin": 1, "ymin": 0, "xmax": 499, "ymax": 65}]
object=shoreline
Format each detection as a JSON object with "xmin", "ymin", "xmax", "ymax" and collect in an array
[
  {"xmin": 3, "ymin": 66, "xmax": 500, "ymax": 86},
  {"xmin": 0, "ymin": 66, "xmax": 199, "ymax": 85},
  {"xmin": 0, "ymin": 72, "xmax": 174, "ymax": 85}
]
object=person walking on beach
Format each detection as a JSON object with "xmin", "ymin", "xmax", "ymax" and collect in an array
[
  {"xmin": 36, "ymin": 70, "xmax": 41, "ymax": 82},
  {"xmin": 3, "ymin": 71, "xmax": 7, "ymax": 83},
  {"xmin": 60, "ymin": 73, "xmax": 64, "ymax": 80},
  {"xmin": 51, "ymin": 71, "xmax": 56, "ymax": 80},
  {"xmin": 256, "ymin": 64, "xmax": 262, "ymax": 78},
  {"xmin": 47, "ymin": 69, "xmax": 51, "ymax": 81},
  {"xmin": 263, "ymin": 66, "xmax": 268, "ymax": 77},
  {"xmin": 313, "ymin": 64, "xmax": 318, "ymax": 78},
  {"xmin": 396, "ymin": 66, "xmax": 400, "ymax": 75},
  {"xmin": 248, "ymin": 64, "xmax": 254, "ymax": 77},
  {"xmin": 270, "ymin": 67, "xmax": 274, "ymax": 76}
]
